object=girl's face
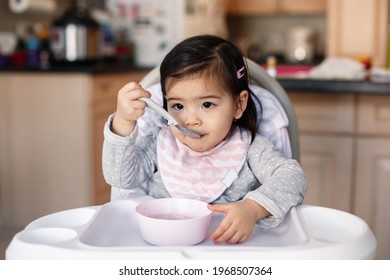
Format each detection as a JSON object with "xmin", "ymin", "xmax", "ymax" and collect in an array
[{"xmin": 166, "ymin": 76, "xmax": 248, "ymax": 152}]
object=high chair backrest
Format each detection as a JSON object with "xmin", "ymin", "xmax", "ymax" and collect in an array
[
  {"xmin": 110, "ymin": 57, "xmax": 300, "ymax": 200},
  {"xmin": 245, "ymin": 58, "xmax": 300, "ymax": 161}
]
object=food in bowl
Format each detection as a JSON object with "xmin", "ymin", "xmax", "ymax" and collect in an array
[
  {"xmin": 135, "ymin": 198, "xmax": 212, "ymax": 246},
  {"xmin": 151, "ymin": 213, "xmax": 195, "ymax": 220}
]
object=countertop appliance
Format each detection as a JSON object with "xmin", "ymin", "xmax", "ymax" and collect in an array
[
  {"xmin": 50, "ymin": 1, "xmax": 100, "ymax": 63},
  {"xmin": 284, "ymin": 26, "xmax": 317, "ymax": 64}
]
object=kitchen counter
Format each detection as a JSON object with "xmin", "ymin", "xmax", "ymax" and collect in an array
[
  {"xmin": 278, "ymin": 77, "xmax": 390, "ymax": 95},
  {"xmin": 1, "ymin": 63, "xmax": 389, "ymax": 95},
  {"xmin": 0, "ymin": 61, "xmax": 149, "ymax": 74}
]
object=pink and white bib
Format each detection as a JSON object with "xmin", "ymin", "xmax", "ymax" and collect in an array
[{"xmin": 157, "ymin": 127, "xmax": 251, "ymax": 202}]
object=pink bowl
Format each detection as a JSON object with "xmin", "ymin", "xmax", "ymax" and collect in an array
[{"xmin": 135, "ymin": 198, "xmax": 212, "ymax": 246}]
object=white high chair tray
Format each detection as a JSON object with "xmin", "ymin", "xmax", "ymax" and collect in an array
[{"xmin": 6, "ymin": 196, "xmax": 376, "ymax": 259}]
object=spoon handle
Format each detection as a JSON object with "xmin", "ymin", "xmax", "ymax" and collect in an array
[
  {"xmin": 139, "ymin": 97, "xmax": 177, "ymax": 125},
  {"xmin": 139, "ymin": 97, "xmax": 200, "ymax": 138}
]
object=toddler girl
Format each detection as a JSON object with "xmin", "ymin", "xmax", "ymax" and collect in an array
[{"xmin": 103, "ymin": 35, "xmax": 307, "ymax": 244}]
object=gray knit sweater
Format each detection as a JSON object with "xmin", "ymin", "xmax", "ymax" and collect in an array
[{"xmin": 102, "ymin": 115, "xmax": 307, "ymax": 228}]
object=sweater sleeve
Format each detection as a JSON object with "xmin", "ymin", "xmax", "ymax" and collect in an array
[
  {"xmin": 244, "ymin": 135, "xmax": 308, "ymax": 228},
  {"xmin": 102, "ymin": 114, "xmax": 157, "ymax": 189}
]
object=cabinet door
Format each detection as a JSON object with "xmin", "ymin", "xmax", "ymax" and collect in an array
[
  {"xmin": 326, "ymin": 0, "xmax": 388, "ymax": 67},
  {"xmin": 357, "ymin": 95, "xmax": 390, "ymax": 136},
  {"xmin": 0, "ymin": 75, "xmax": 7, "ymax": 228},
  {"xmin": 288, "ymin": 92, "xmax": 355, "ymax": 134},
  {"xmin": 354, "ymin": 138, "xmax": 390, "ymax": 260},
  {"xmin": 227, "ymin": 0, "xmax": 326, "ymax": 15},
  {"xmin": 0, "ymin": 74, "xmax": 92, "ymax": 228},
  {"xmin": 91, "ymin": 72, "xmax": 147, "ymax": 204},
  {"xmin": 279, "ymin": 0, "xmax": 326, "ymax": 14},
  {"xmin": 300, "ymin": 135, "xmax": 353, "ymax": 212},
  {"xmin": 227, "ymin": 0, "xmax": 278, "ymax": 15},
  {"xmin": 288, "ymin": 92, "xmax": 354, "ymax": 211},
  {"xmin": 92, "ymin": 105, "xmax": 116, "ymax": 205}
]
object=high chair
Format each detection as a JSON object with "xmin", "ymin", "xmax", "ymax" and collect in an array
[{"xmin": 6, "ymin": 58, "xmax": 377, "ymax": 260}]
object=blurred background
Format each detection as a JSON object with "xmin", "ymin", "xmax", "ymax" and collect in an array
[{"xmin": 1, "ymin": 0, "xmax": 390, "ymax": 259}]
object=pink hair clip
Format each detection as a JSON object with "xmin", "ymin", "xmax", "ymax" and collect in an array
[{"xmin": 237, "ymin": 66, "xmax": 245, "ymax": 79}]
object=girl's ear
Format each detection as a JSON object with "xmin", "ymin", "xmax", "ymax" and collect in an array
[{"xmin": 234, "ymin": 90, "xmax": 249, "ymax": 120}]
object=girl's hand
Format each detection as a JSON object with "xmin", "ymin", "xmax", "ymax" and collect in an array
[
  {"xmin": 111, "ymin": 82, "xmax": 151, "ymax": 136},
  {"xmin": 208, "ymin": 199, "xmax": 270, "ymax": 244}
]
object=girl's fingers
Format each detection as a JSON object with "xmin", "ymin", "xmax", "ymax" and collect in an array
[
  {"xmin": 119, "ymin": 82, "xmax": 151, "ymax": 101},
  {"xmin": 120, "ymin": 81, "xmax": 143, "ymax": 92},
  {"xmin": 207, "ymin": 203, "xmax": 230, "ymax": 213},
  {"xmin": 213, "ymin": 225, "xmax": 247, "ymax": 244},
  {"xmin": 211, "ymin": 223, "xmax": 235, "ymax": 243},
  {"xmin": 238, "ymin": 234, "xmax": 249, "ymax": 244},
  {"xmin": 226, "ymin": 231, "xmax": 245, "ymax": 244},
  {"xmin": 131, "ymin": 100, "xmax": 147, "ymax": 110},
  {"xmin": 211, "ymin": 215, "xmax": 239, "ymax": 243}
]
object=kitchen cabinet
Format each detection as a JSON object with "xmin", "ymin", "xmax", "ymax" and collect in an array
[
  {"xmin": 227, "ymin": 0, "xmax": 326, "ymax": 15},
  {"xmin": 354, "ymin": 95, "xmax": 390, "ymax": 260},
  {"xmin": 299, "ymin": 135, "xmax": 353, "ymax": 212},
  {"xmin": 355, "ymin": 138, "xmax": 390, "ymax": 260},
  {"xmin": 326, "ymin": 0, "xmax": 389, "ymax": 67},
  {"xmin": 278, "ymin": 0, "xmax": 326, "ymax": 14},
  {"xmin": 0, "ymin": 73, "xmax": 92, "ymax": 228},
  {"xmin": 228, "ymin": 0, "xmax": 388, "ymax": 67},
  {"xmin": 288, "ymin": 93, "xmax": 354, "ymax": 212},
  {"xmin": 288, "ymin": 92, "xmax": 390, "ymax": 259},
  {"xmin": 91, "ymin": 73, "xmax": 146, "ymax": 204},
  {"xmin": 0, "ymin": 71, "xmax": 146, "ymax": 228},
  {"xmin": 0, "ymin": 75, "xmax": 6, "ymax": 229},
  {"xmin": 227, "ymin": 0, "xmax": 278, "ymax": 15}
]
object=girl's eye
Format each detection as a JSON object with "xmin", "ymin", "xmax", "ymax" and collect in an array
[
  {"xmin": 172, "ymin": 103, "xmax": 184, "ymax": 110},
  {"xmin": 202, "ymin": 102, "xmax": 214, "ymax": 109}
]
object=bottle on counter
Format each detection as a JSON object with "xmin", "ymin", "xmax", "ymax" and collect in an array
[
  {"xmin": 115, "ymin": 28, "xmax": 133, "ymax": 63},
  {"xmin": 26, "ymin": 25, "xmax": 40, "ymax": 68},
  {"xmin": 266, "ymin": 55, "xmax": 277, "ymax": 77},
  {"xmin": 11, "ymin": 37, "xmax": 27, "ymax": 68},
  {"xmin": 37, "ymin": 27, "xmax": 51, "ymax": 69},
  {"xmin": 0, "ymin": 32, "xmax": 17, "ymax": 68},
  {"xmin": 11, "ymin": 22, "xmax": 28, "ymax": 68}
]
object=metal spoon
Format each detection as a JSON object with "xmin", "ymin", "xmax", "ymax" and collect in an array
[{"xmin": 139, "ymin": 97, "xmax": 201, "ymax": 138}]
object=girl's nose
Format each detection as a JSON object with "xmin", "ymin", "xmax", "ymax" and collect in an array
[{"xmin": 184, "ymin": 112, "xmax": 201, "ymax": 127}]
